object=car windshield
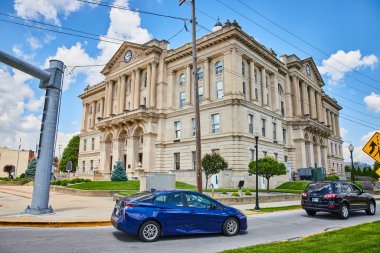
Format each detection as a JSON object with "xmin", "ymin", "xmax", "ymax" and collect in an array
[{"xmin": 306, "ymin": 183, "xmax": 332, "ymax": 194}]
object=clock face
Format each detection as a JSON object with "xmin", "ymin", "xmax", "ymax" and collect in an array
[
  {"xmin": 306, "ymin": 64, "xmax": 311, "ymax": 76},
  {"xmin": 124, "ymin": 50, "xmax": 132, "ymax": 63}
]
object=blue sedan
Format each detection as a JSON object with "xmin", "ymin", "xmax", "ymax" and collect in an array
[{"xmin": 111, "ymin": 190, "xmax": 247, "ymax": 242}]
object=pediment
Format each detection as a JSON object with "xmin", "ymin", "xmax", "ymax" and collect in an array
[{"xmin": 300, "ymin": 58, "xmax": 324, "ymax": 87}]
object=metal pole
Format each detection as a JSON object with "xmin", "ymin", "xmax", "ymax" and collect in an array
[
  {"xmin": 190, "ymin": 0, "xmax": 202, "ymax": 193},
  {"xmin": 351, "ymin": 152, "xmax": 354, "ymax": 182},
  {"xmin": 255, "ymin": 136, "xmax": 260, "ymax": 210}
]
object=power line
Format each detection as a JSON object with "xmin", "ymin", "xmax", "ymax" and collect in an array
[{"xmin": 237, "ymin": 0, "xmax": 380, "ymax": 85}]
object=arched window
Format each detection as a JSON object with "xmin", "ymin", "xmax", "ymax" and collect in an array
[
  {"xmin": 278, "ymin": 84, "xmax": 284, "ymax": 115},
  {"xmin": 242, "ymin": 62, "xmax": 245, "ymax": 76},
  {"xmin": 197, "ymin": 68, "xmax": 203, "ymax": 80},
  {"xmin": 215, "ymin": 61, "xmax": 223, "ymax": 75},
  {"xmin": 179, "ymin": 73, "xmax": 186, "ymax": 86}
]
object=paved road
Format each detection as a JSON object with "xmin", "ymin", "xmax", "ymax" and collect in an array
[{"xmin": 1, "ymin": 210, "xmax": 379, "ymax": 253}]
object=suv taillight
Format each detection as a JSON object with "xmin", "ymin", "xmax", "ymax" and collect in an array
[
  {"xmin": 323, "ymin": 193, "xmax": 337, "ymax": 199},
  {"xmin": 301, "ymin": 192, "xmax": 308, "ymax": 198}
]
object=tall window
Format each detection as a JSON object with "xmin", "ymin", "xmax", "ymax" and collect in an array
[
  {"xmin": 265, "ymin": 76, "xmax": 269, "ymax": 88},
  {"xmin": 83, "ymin": 139, "xmax": 87, "ymax": 151},
  {"xmin": 179, "ymin": 73, "xmax": 186, "ymax": 86},
  {"xmin": 255, "ymin": 87, "xmax": 259, "ymax": 101},
  {"xmin": 242, "ymin": 62, "xmax": 245, "ymax": 76},
  {"xmin": 212, "ymin": 113, "xmax": 220, "ymax": 133},
  {"xmin": 242, "ymin": 82, "xmax": 246, "ymax": 96},
  {"xmin": 82, "ymin": 161, "xmax": 85, "ymax": 173},
  {"xmin": 97, "ymin": 103, "xmax": 101, "ymax": 112},
  {"xmin": 192, "ymin": 151, "xmax": 196, "ymax": 170},
  {"xmin": 273, "ymin": 122, "xmax": 277, "ymax": 140},
  {"xmin": 90, "ymin": 160, "xmax": 93, "ymax": 171},
  {"xmin": 179, "ymin": 91, "xmax": 186, "ymax": 108},
  {"xmin": 274, "ymin": 153, "xmax": 278, "ymax": 161},
  {"xmin": 250, "ymin": 149, "xmax": 255, "ymax": 161},
  {"xmin": 191, "ymin": 118, "xmax": 196, "ymax": 136},
  {"xmin": 261, "ymin": 119, "xmax": 266, "ymax": 137},
  {"xmin": 216, "ymin": 81, "xmax": 223, "ymax": 99},
  {"xmin": 91, "ymin": 138, "xmax": 95, "ymax": 150},
  {"xmin": 144, "ymin": 72, "xmax": 147, "ymax": 87},
  {"xmin": 143, "ymin": 97, "xmax": 146, "ymax": 106},
  {"xmin": 174, "ymin": 153, "xmax": 180, "ymax": 170},
  {"xmin": 89, "ymin": 105, "xmax": 92, "ymax": 115},
  {"xmin": 281, "ymin": 101, "xmax": 285, "ymax": 116},
  {"xmin": 215, "ymin": 61, "xmax": 223, "ymax": 74},
  {"xmin": 174, "ymin": 121, "xmax": 181, "ymax": 139},
  {"xmin": 283, "ymin": 128, "xmax": 287, "ymax": 144},
  {"xmin": 197, "ymin": 67, "xmax": 203, "ymax": 80},
  {"xmin": 248, "ymin": 114, "xmax": 254, "ymax": 134},
  {"xmin": 198, "ymin": 86, "xmax": 204, "ymax": 102},
  {"xmin": 278, "ymin": 84, "xmax": 284, "ymax": 115},
  {"xmin": 254, "ymin": 69, "xmax": 257, "ymax": 83},
  {"xmin": 112, "ymin": 83, "xmax": 117, "ymax": 98},
  {"xmin": 128, "ymin": 79, "xmax": 132, "ymax": 93},
  {"xmin": 263, "ymin": 151, "xmax": 267, "ymax": 157}
]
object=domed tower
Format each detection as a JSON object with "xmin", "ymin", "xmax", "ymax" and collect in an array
[{"xmin": 212, "ymin": 17, "xmax": 223, "ymax": 32}]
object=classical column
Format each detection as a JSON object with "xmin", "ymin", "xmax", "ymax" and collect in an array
[
  {"xmin": 101, "ymin": 97, "xmax": 105, "ymax": 118},
  {"xmin": 108, "ymin": 81, "xmax": 113, "ymax": 115},
  {"xmin": 261, "ymin": 68, "xmax": 267, "ymax": 106},
  {"xmin": 204, "ymin": 58, "xmax": 210, "ymax": 101},
  {"xmin": 167, "ymin": 71, "xmax": 175, "ymax": 109},
  {"xmin": 186, "ymin": 65, "xmax": 191, "ymax": 105},
  {"xmin": 150, "ymin": 61, "xmax": 157, "ymax": 108},
  {"xmin": 134, "ymin": 68, "xmax": 140, "ymax": 109},
  {"xmin": 112, "ymin": 138, "xmax": 120, "ymax": 164},
  {"xmin": 301, "ymin": 82, "xmax": 309, "ymax": 116},
  {"xmin": 130, "ymin": 71, "xmax": 135, "ymax": 110},
  {"xmin": 309, "ymin": 88, "xmax": 317, "ymax": 119},
  {"xmin": 91, "ymin": 101, "xmax": 96, "ymax": 129},
  {"xmin": 272, "ymin": 75, "xmax": 279, "ymax": 112},
  {"xmin": 146, "ymin": 64, "xmax": 152, "ymax": 108},
  {"xmin": 330, "ymin": 112, "xmax": 335, "ymax": 135},
  {"xmin": 284, "ymin": 74, "xmax": 293, "ymax": 117},
  {"xmin": 119, "ymin": 75, "xmax": 126, "ymax": 113},
  {"xmin": 249, "ymin": 60, "xmax": 255, "ymax": 102},
  {"xmin": 316, "ymin": 92, "xmax": 323, "ymax": 123},
  {"xmin": 335, "ymin": 113, "xmax": 340, "ymax": 137},
  {"xmin": 292, "ymin": 76, "xmax": 301, "ymax": 116},
  {"xmin": 81, "ymin": 103, "xmax": 87, "ymax": 131},
  {"xmin": 316, "ymin": 144, "xmax": 322, "ymax": 168}
]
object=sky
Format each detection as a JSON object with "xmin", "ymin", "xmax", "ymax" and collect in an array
[{"xmin": 0, "ymin": 0, "xmax": 379, "ymax": 165}]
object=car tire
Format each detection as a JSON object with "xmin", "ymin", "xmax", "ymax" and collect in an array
[
  {"xmin": 339, "ymin": 203, "xmax": 350, "ymax": 220},
  {"xmin": 223, "ymin": 217, "xmax": 239, "ymax": 236},
  {"xmin": 138, "ymin": 220, "xmax": 161, "ymax": 242},
  {"xmin": 365, "ymin": 201, "xmax": 376, "ymax": 215},
  {"xmin": 305, "ymin": 210, "xmax": 316, "ymax": 216}
]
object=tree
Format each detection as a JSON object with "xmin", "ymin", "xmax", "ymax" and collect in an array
[
  {"xmin": 344, "ymin": 165, "xmax": 351, "ymax": 172},
  {"xmin": 202, "ymin": 153, "xmax": 228, "ymax": 190},
  {"xmin": 111, "ymin": 160, "xmax": 128, "ymax": 181},
  {"xmin": 3, "ymin": 164, "xmax": 15, "ymax": 178},
  {"xmin": 25, "ymin": 158, "xmax": 37, "ymax": 178},
  {"xmin": 355, "ymin": 166, "xmax": 362, "ymax": 176},
  {"xmin": 58, "ymin": 135, "xmax": 80, "ymax": 172},
  {"xmin": 248, "ymin": 157, "xmax": 287, "ymax": 192},
  {"xmin": 373, "ymin": 162, "xmax": 380, "ymax": 180},
  {"xmin": 362, "ymin": 167, "xmax": 368, "ymax": 177}
]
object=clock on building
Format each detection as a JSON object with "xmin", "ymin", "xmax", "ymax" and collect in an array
[
  {"xmin": 124, "ymin": 50, "xmax": 132, "ymax": 63},
  {"xmin": 306, "ymin": 64, "xmax": 311, "ymax": 76}
]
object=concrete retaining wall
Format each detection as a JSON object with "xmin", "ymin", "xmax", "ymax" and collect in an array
[
  {"xmin": 214, "ymin": 194, "xmax": 300, "ymax": 205},
  {"xmin": 50, "ymin": 185, "xmax": 123, "ymax": 197},
  {"xmin": 0, "ymin": 181, "xmax": 33, "ymax": 186}
]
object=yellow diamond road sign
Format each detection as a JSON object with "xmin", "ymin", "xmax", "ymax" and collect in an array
[{"xmin": 362, "ymin": 131, "xmax": 380, "ymax": 164}]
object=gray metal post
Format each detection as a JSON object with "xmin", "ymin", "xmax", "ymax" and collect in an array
[{"xmin": 0, "ymin": 50, "xmax": 63, "ymax": 215}]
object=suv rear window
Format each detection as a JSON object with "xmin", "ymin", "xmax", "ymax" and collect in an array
[{"xmin": 306, "ymin": 183, "xmax": 332, "ymax": 194}]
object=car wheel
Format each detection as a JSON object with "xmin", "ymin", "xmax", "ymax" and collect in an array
[
  {"xmin": 306, "ymin": 210, "xmax": 316, "ymax": 216},
  {"xmin": 223, "ymin": 217, "xmax": 239, "ymax": 236},
  {"xmin": 138, "ymin": 220, "xmax": 161, "ymax": 242},
  {"xmin": 339, "ymin": 203, "xmax": 350, "ymax": 220},
  {"xmin": 365, "ymin": 201, "xmax": 376, "ymax": 215}
]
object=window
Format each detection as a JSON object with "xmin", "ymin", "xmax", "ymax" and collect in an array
[
  {"xmin": 278, "ymin": 84, "xmax": 284, "ymax": 96},
  {"xmin": 216, "ymin": 81, "xmax": 223, "ymax": 99},
  {"xmin": 331, "ymin": 143, "xmax": 334, "ymax": 155},
  {"xmin": 267, "ymin": 94, "xmax": 269, "ymax": 105},
  {"xmin": 128, "ymin": 79, "xmax": 132, "ymax": 93},
  {"xmin": 143, "ymin": 97, "xmax": 146, "ymax": 106},
  {"xmin": 198, "ymin": 86, "xmax": 204, "ymax": 102},
  {"xmin": 211, "ymin": 114, "xmax": 220, "ymax": 133},
  {"xmin": 112, "ymin": 83, "xmax": 117, "ymax": 98},
  {"xmin": 191, "ymin": 118, "xmax": 196, "ymax": 136},
  {"xmin": 174, "ymin": 153, "xmax": 180, "ymax": 170},
  {"xmin": 254, "ymin": 70, "xmax": 257, "ymax": 83},
  {"xmin": 179, "ymin": 73, "xmax": 186, "ymax": 86},
  {"xmin": 242, "ymin": 62, "xmax": 245, "ymax": 76},
  {"xmin": 274, "ymin": 153, "xmax": 278, "ymax": 161},
  {"xmin": 179, "ymin": 91, "xmax": 186, "ymax": 108},
  {"xmin": 265, "ymin": 77, "xmax": 269, "ymax": 88},
  {"xmin": 140, "ymin": 135, "xmax": 144, "ymax": 144},
  {"xmin": 174, "ymin": 121, "xmax": 181, "ymax": 139},
  {"xmin": 83, "ymin": 139, "xmax": 87, "ymax": 151},
  {"xmin": 154, "ymin": 192, "xmax": 183, "ymax": 206},
  {"xmin": 192, "ymin": 151, "xmax": 196, "ymax": 170},
  {"xmin": 212, "ymin": 149, "xmax": 220, "ymax": 154},
  {"xmin": 89, "ymin": 105, "xmax": 92, "ymax": 115},
  {"xmin": 261, "ymin": 119, "xmax": 266, "ymax": 137},
  {"xmin": 335, "ymin": 144, "xmax": 338, "ymax": 156},
  {"xmin": 197, "ymin": 67, "xmax": 203, "ymax": 80},
  {"xmin": 82, "ymin": 161, "xmax": 85, "ymax": 173},
  {"xmin": 281, "ymin": 101, "xmax": 285, "ymax": 116},
  {"xmin": 184, "ymin": 193, "xmax": 217, "ymax": 209},
  {"xmin": 97, "ymin": 103, "xmax": 100, "ymax": 112},
  {"xmin": 89, "ymin": 119, "xmax": 92, "ymax": 129},
  {"xmin": 283, "ymin": 128, "xmax": 287, "ymax": 144},
  {"xmin": 215, "ymin": 61, "xmax": 223, "ymax": 74},
  {"xmin": 273, "ymin": 122, "xmax": 277, "ymax": 140},
  {"xmin": 250, "ymin": 149, "xmax": 255, "ymax": 161},
  {"xmin": 144, "ymin": 72, "xmax": 147, "ymax": 87},
  {"xmin": 255, "ymin": 88, "xmax": 259, "ymax": 101},
  {"xmin": 248, "ymin": 114, "xmax": 254, "ymax": 134},
  {"xmin": 242, "ymin": 82, "xmax": 246, "ymax": 96},
  {"xmin": 90, "ymin": 160, "xmax": 93, "ymax": 171},
  {"xmin": 91, "ymin": 138, "xmax": 95, "ymax": 150},
  {"xmin": 263, "ymin": 151, "xmax": 267, "ymax": 157},
  {"xmin": 284, "ymin": 155, "xmax": 288, "ymax": 162}
]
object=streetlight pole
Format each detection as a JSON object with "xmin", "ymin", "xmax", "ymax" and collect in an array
[
  {"xmin": 348, "ymin": 144, "xmax": 355, "ymax": 183},
  {"xmin": 254, "ymin": 130, "xmax": 260, "ymax": 210}
]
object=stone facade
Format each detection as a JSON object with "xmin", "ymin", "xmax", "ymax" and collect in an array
[{"xmin": 78, "ymin": 20, "xmax": 344, "ymax": 188}]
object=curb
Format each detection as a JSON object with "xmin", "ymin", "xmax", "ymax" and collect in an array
[{"xmin": 0, "ymin": 220, "xmax": 111, "ymax": 228}]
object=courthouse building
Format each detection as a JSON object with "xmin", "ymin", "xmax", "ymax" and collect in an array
[{"xmin": 78, "ymin": 20, "xmax": 344, "ymax": 188}]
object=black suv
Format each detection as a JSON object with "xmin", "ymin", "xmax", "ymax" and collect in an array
[{"xmin": 301, "ymin": 181, "xmax": 376, "ymax": 219}]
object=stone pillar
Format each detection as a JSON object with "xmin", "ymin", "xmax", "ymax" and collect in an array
[
  {"xmin": 330, "ymin": 112, "xmax": 335, "ymax": 135},
  {"xmin": 134, "ymin": 68, "xmax": 140, "ymax": 109},
  {"xmin": 126, "ymin": 136, "xmax": 135, "ymax": 175},
  {"xmin": 335, "ymin": 114, "xmax": 340, "ymax": 137},
  {"xmin": 142, "ymin": 132, "xmax": 157, "ymax": 173},
  {"xmin": 99, "ymin": 138, "xmax": 106, "ymax": 173},
  {"xmin": 150, "ymin": 62, "xmax": 157, "ymax": 108},
  {"xmin": 167, "ymin": 71, "xmax": 175, "ymax": 109},
  {"xmin": 272, "ymin": 75, "xmax": 279, "ymax": 112},
  {"xmin": 249, "ymin": 61, "xmax": 255, "ymax": 102},
  {"xmin": 81, "ymin": 103, "xmax": 87, "ymax": 131},
  {"xmin": 316, "ymin": 92, "xmax": 323, "ymax": 123},
  {"xmin": 204, "ymin": 58, "xmax": 210, "ymax": 101},
  {"xmin": 309, "ymin": 142, "xmax": 315, "ymax": 167},
  {"xmin": 119, "ymin": 75, "xmax": 126, "ymax": 113},
  {"xmin": 284, "ymin": 74, "xmax": 293, "ymax": 117},
  {"xmin": 223, "ymin": 50, "xmax": 234, "ymax": 97},
  {"xmin": 101, "ymin": 97, "xmax": 105, "ymax": 118},
  {"xmin": 316, "ymin": 144, "xmax": 322, "ymax": 168},
  {"xmin": 104, "ymin": 82, "xmax": 108, "ymax": 116},
  {"xmin": 235, "ymin": 51, "xmax": 243, "ymax": 96},
  {"xmin": 301, "ymin": 82, "xmax": 309, "ymax": 116},
  {"xmin": 292, "ymin": 76, "xmax": 302, "ymax": 116},
  {"xmin": 112, "ymin": 138, "xmax": 120, "ymax": 164},
  {"xmin": 91, "ymin": 101, "xmax": 96, "ymax": 129},
  {"xmin": 309, "ymin": 88, "xmax": 317, "ymax": 119},
  {"xmin": 108, "ymin": 81, "xmax": 113, "ymax": 115},
  {"xmin": 130, "ymin": 71, "xmax": 135, "ymax": 109},
  {"xmin": 146, "ymin": 64, "xmax": 152, "ymax": 108},
  {"xmin": 261, "ymin": 68, "xmax": 267, "ymax": 106},
  {"xmin": 185, "ymin": 65, "xmax": 191, "ymax": 105}
]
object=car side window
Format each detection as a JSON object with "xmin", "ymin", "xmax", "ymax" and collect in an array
[
  {"xmin": 184, "ymin": 193, "xmax": 215, "ymax": 209},
  {"xmin": 153, "ymin": 193, "xmax": 183, "ymax": 206},
  {"xmin": 341, "ymin": 184, "xmax": 352, "ymax": 193},
  {"xmin": 350, "ymin": 184, "xmax": 362, "ymax": 194},
  {"xmin": 335, "ymin": 183, "xmax": 343, "ymax": 193}
]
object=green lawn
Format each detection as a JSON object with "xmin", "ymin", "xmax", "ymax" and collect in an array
[
  {"xmin": 221, "ymin": 221, "xmax": 380, "ymax": 253},
  {"xmin": 66, "ymin": 180, "xmax": 195, "ymax": 190},
  {"xmin": 248, "ymin": 205, "xmax": 301, "ymax": 212},
  {"xmin": 205, "ymin": 188, "xmax": 302, "ymax": 194},
  {"xmin": 275, "ymin": 181, "xmax": 310, "ymax": 191},
  {"xmin": 175, "ymin": 181, "xmax": 196, "ymax": 189}
]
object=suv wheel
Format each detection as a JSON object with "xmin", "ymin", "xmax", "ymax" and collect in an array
[
  {"xmin": 223, "ymin": 217, "xmax": 239, "ymax": 236},
  {"xmin": 365, "ymin": 201, "xmax": 376, "ymax": 215},
  {"xmin": 306, "ymin": 210, "xmax": 316, "ymax": 216},
  {"xmin": 138, "ymin": 220, "xmax": 161, "ymax": 242},
  {"xmin": 339, "ymin": 203, "xmax": 350, "ymax": 220}
]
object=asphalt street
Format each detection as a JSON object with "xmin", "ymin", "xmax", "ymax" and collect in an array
[{"xmin": 1, "ymin": 209, "xmax": 379, "ymax": 253}]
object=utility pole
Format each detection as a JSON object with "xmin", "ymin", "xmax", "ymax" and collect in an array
[
  {"xmin": 0, "ymin": 50, "xmax": 64, "ymax": 214},
  {"xmin": 179, "ymin": 0, "xmax": 202, "ymax": 192},
  {"xmin": 15, "ymin": 138, "xmax": 21, "ymax": 177}
]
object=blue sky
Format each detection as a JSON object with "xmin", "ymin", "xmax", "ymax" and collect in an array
[{"xmin": 0, "ymin": 0, "xmax": 379, "ymax": 164}]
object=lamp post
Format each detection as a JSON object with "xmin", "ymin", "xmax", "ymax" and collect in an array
[
  {"xmin": 253, "ymin": 129, "xmax": 260, "ymax": 210},
  {"xmin": 348, "ymin": 144, "xmax": 355, "ymax": 183}
]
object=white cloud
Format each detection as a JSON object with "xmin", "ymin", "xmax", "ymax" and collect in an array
[
  {"xmin": 318, "ymin": 50, "xmax": 378, "ymax": 84},
  {"xmin": 340, "ymin": 128, "xmax": 348, "ymax": 139},
  {"xmin": 27, "ymin": 36, "xmax": 43, "ymax": 50},
  {"xmin": 14, "ymin": 0, "xmax": 83, "ymax": 26},
  {"xmin": 364, "ymin": 92, "xmax": 380, "ymax": 113},
  {"xmin": 343, "ymin": 130, "xmax": 380, "ymax": 165}
]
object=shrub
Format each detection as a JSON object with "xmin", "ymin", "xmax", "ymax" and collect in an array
[
  {"xmin": 55, "ymin": 180, "xmax": 62, "ymax": 185},
  {"xmin": 355, "ymin": 182, "xmax": 364, "ymax": 190},
  {"xmin": 245, "ymin": 190, "xmax": 252, "ymax": 195},
  {"xmin": 221, "ymin": 191, "xmax": 228, "ymax": 194},
  {"xmin": 326, "ymin": 175, "xmax": 339, "ymax": 181},
  {"xmin": 111, "ymin": 161, "xmax": 128, "ymax": 181},
  {"xmin": 359, "ymin": 181, "xmax": 374, "ymax": 191},
  {"xmin": 85, "ymin": 179, "xmax": 91, "ymax": 183},
  {"xmin": 231, "ymin": 192, "xmax": 240, "ymax": 197},
  {"xmin": 25, "ymin": 158, "xmax": 37, "ymax": 178},
  {"xmin": 72, "ymin": 178, "xmax": 81, "ymax": 184},
  {"xmin": 19, "ymin": 173, "xmax": 25, "ymax": 178},
  {"xmin": 61, "ymin": 182, "xmax": 68, "ymax": 186}
]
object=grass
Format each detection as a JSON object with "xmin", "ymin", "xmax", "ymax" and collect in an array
[
  {"xmin": 275, "ymin": 181, "xmax": 310, "ymax": 191},
  {"xmin": 221, "ymin": 220, "xmax": 380, "ymax": 253},
  {"xmin": 175, "ymin": 181, "xmax": 196, "ymax": 189},
  {"xmin": 204, "ymin": 188, "xmax": 303, "ymax": 194},
  {"xmin": 247, "ymin": 205, "xmax": 301, "ymax": 212}
]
